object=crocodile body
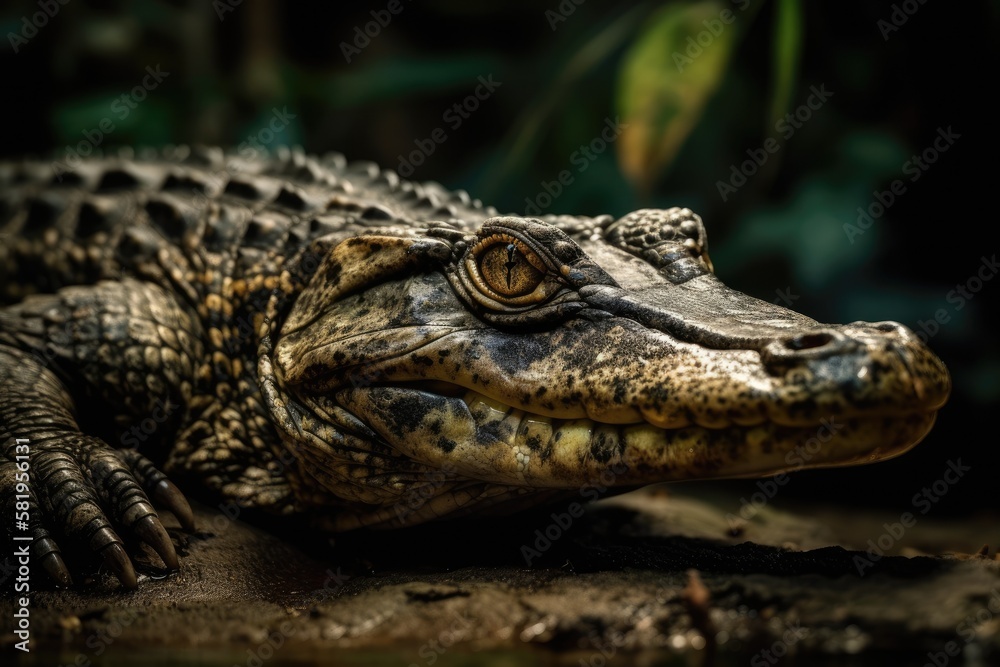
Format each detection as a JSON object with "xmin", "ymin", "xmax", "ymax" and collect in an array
[{"xmin": 0, "ymin": 147, "xmax": 950, "ymax": 589}]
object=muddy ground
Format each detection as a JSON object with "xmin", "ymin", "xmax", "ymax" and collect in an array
[{"xmin": 3, "ymin": 486, "xmax": 999, "ymax": 666}]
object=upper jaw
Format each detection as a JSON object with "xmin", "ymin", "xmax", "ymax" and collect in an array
[
  {"xmin": 304, "ymin": 313, "xmax": 949, "ymax": 434},
  {"xmin": 575, "ymin": 275, "xmax": 951, "ymax": 425}
]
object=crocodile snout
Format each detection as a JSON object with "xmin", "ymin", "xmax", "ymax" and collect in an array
[{"xmin": 760, "ymin": 320, "xmax": 950, "ymax": 416}]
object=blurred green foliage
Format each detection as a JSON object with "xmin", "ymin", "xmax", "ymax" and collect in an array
[{"xmin": 616, "ymin": 1, "xmax": 744, "ymax": 194}]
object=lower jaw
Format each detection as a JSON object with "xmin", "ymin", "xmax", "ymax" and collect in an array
[
  {"xmin": 619, "ymin": 410, "xmax": 938, "ymax": 484},
  {"xmin": 333, "ymin": 385, "xmax": 938, "ymax": 489}
]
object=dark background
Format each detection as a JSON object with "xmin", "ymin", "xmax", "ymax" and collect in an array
[{"xmin": 2, "ymin": 0, "xmax": 997, "ymax": 515}]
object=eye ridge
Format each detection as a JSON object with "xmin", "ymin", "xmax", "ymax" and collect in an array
[{"xmin": 469, "ymin": 233, "xmax": 547, "ymax": 270}]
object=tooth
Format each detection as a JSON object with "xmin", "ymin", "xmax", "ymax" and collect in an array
[
  {"xmin": 640, "ymin": 407, "xmax": 690, "ymax": 429},
  {"xmin": 695, "ymin": 412, "xmax": 731, "ymax": 428},
  {"xmin": 591, "ymin": 425, "xmax": 621, "ymax": 462},
  {"xmin": 498, "ymin": 408, "xmax": 525, "ymax": 445},
  {"xmin": 594, "ymin": 425, "xmax": 619, "ymax": 445},
  {"xmin": 516, "ymin": 416, "xmax": 553, "ymax": 451},
  {"xmin": 553, "ymin": 419, "xmax": 594, "ymax": 454},
  {"xmin": 624, "ymin": 424, "xmax": 713, "ymax": 475},
  {"xmin": 731, "ymin": 411, "xmax": 766, "ymax": 427},
  {"xmin": 584, "ymin": 404, "xmax": 644, "ymax": 424},
  {"xmin": 465, "ymin": 391, "xmax": 509, "ymax": 424},
  {"xmin": 623, "ymin": 424, "xmax": 668, "ymax": 454},
  {"xmin": 513, "ymin": 416, "xmax": 553, "ymax": 481},
  {"xmin": 745, "ymin": 426, "xmax": 769, "ymax": 449}
]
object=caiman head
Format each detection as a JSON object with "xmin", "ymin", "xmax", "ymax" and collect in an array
[{"xmin": 262, "ymin": 208, "xmax": 950, "ymax": 528}]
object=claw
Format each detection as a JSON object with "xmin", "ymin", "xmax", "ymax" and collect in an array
[
  {"xmin": 90, "ymin": 526, "xmax": 137, "ymax": 589},
  {"xmin": 133, "ymin": 514, "xmax": 179, "ymax": 570},
  {"xmin": 100, "ymin": 542, "xmax": 138, "ymax": 590},
  {"xmin": 40, "ymin": 551, "xmax": 73, "ymax": 587},
  {"xmin": 152, "ymin": 479, "xmax": 195, "ymax": 531},
  {"xmin": 31, "ymin": 534, "xmax": 72, "ymax": 586}
]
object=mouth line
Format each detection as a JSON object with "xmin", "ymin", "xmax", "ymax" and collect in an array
[{"xmin": 357, "ymin": 379, "xmax": 939, "ymax": 432}]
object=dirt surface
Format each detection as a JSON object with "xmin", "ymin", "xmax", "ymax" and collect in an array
[{"xmin": 3, "ymin": 486, "xmax": 1000, "ymax": 666}]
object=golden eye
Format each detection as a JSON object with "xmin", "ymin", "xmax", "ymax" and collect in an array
[
  {"xmin": 464, "ymin": 233, "xmax": 556, "ymax": 306},
  {"xmin": 478, "ymin": 243, "xmax": 544, "ymax": 297}
]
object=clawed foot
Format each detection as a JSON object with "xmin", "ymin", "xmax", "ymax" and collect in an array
[{"xmin": 2, "ymin": 440, "xmax": 194, "ymax": 589}]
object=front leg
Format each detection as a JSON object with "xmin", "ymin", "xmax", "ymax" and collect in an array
[{"xmin": 0, "ymin": 279, "xmax": 201, "ymax": 588}]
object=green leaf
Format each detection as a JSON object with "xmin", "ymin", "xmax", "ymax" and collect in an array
[
  {"xmin": 769, "ymin": 0, "xmax": 803, "ymax": 131},
  {"xmin": 485, "ymin": 5, "xmax": 648, "ymax": 190},
  {"xmin": 615, "ymin": 1, "xmax": 741, "ymax": 195}
]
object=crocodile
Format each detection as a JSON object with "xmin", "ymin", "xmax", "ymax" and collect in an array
[{"xmin": 0, "ymin": 146, "xmax": 950, "ymax": 590}]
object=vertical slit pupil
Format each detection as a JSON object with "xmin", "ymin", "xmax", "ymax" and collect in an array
[{"xmin": 504, "ymin": 243, "xmax": 518, "ymax": 289}]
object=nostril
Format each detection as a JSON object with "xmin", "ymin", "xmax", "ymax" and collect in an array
[
  {"xmin": 784, "ymin": 332, "xmax": 835, "ymax": 351},
  {"xmin": 761, "ymin": 329, "xmax": 856, "ymax": 373},
  {"xmin": 869, "ymin": 321, "xmax": 909, "ymax": 337}
]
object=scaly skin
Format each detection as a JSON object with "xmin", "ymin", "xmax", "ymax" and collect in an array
[{"xmin": 0, "ymin": 147, "xmax": 950, "ymax": 589}]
